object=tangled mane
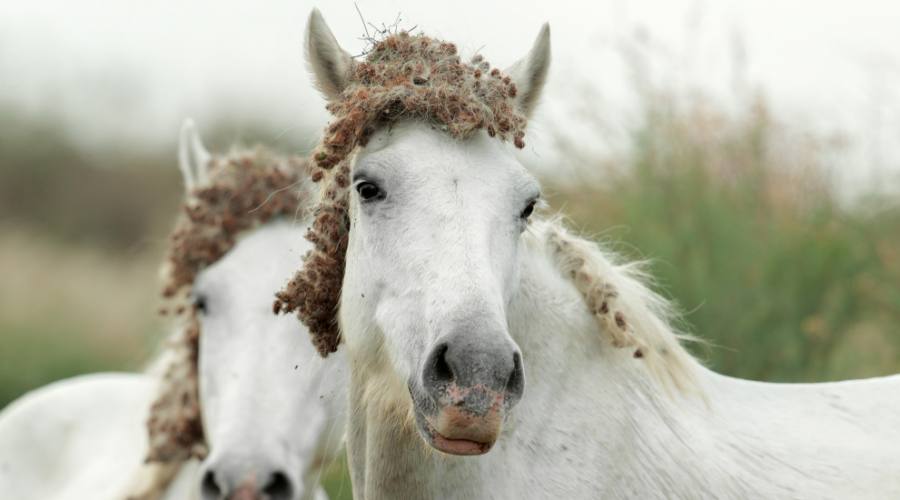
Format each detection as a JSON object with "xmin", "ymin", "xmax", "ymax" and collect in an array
[
  {"xmin": 274, "ymin": 32, "xmax": 528, "ymax": 356},
  {"xmin": 536, "ymin": 220, "xmax": 701, "ymax": 393},
  {"xmin": 145, "ymin": 148, "xmax": 312, "ymax": 466}
]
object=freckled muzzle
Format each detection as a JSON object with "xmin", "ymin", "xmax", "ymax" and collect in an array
[{"xmin": 413, "ymin": 332, "xmax": 525, "ymax": 455}]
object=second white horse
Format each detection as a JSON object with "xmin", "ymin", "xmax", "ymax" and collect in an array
[{"xmin": 0, "ymin": 122, "xmax": 348, "ymax": 500}]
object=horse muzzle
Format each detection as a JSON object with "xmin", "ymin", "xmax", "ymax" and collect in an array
[
  {"xmin": 414, "ymin": 331, "xmax": 525, "ymax": 455},
  {"xmin": 200, "ymin": 456, "xmax": 297, "ymax": 500}
]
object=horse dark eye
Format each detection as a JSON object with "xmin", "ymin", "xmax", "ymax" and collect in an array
[
  {"xmin": 520, "ymin": 200, "xmax": 536, "ymax": 220},
  {"xmin": 193, "ymin": 295, "xmax": 208, "ymax": 314},
  {"xmin": 355, "ymin": 181, "xmax": 383, "ymax": 201}
]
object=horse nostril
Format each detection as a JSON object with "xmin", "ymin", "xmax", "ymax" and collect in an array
[
  {"xmin": 201, "ymin": 470, "xmax": 222, "ymax": 499},
  {"xmin": 201, "ymin": 461, "xmax": 293, "ymax": 500},
  {"xmin": 262, "ymin": 470, "xmax": 293, "ymax": 500},
  {"xmin": 505, "ymin": 351, "xmax": 525, "ymax": 400},
  {"xmin": 426, "ymin": 342, "xmax": 454, "ymax": 386}
]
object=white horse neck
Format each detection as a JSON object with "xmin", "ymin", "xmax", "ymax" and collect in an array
[{"xmin": 347, "ymin": 220, "xmax": 900, "ymax": 500}]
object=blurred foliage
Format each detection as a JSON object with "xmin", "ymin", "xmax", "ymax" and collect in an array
[
  {"xmin": 0, "ymin": 108, "xmax": 182, "ymax": 249},
  {"xmin": 0, "ymin": 226, "xmax": 163, "ymax": 406},
  {"xmin": 546, "ymin": 90, "xmax": 900, "ymax": 382},
  {"xmin": 321, "ymin": 453, "xmax": 353, "ymax": 500}
]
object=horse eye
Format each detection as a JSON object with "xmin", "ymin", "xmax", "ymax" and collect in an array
[
  {"xmin": 355, "ymin": 181, "xmax": 383, "ymax": 201},
  {"xmin": 520, "ymin": 199, "xmax": 537, "ymax": 220},
  {"xmin": 193, "ymin": 295, "xmax": 208, "ymax": 314}
]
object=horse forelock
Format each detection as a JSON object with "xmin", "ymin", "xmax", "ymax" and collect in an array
[
  {"xmin": 144, "ymin": 148, "xmax": 314, "ymax": 468},
  {"xmin": 161, "ymin": 148, "xmax": 313, "ymax": 300},
  {"xmin": 274, "ymin": 31, "xmax": 530, "ymax": 357}
]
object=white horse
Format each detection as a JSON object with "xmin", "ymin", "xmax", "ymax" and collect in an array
[
  {"xmin": 288, "ymin": 10, "xmax": 900, "ymax": 499},
  {"xmin": 0, "ymin": 121, "xmax": 348, "ymax": 500}
]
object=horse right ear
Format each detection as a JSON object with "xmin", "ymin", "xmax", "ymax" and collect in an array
[
  {"xmin": 505, "ymin": 23, "xmax": 551, "ymax": 118},
  {"xmin": 306, "ymin": 8, "xmax": 354, "ymax": 101},
  {"xmin": 177, "ymin": 118, "xmax": 211, "ymax": 193}
]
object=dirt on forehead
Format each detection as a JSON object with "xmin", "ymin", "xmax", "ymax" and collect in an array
[
  {"xmin": 275, "ymin": 32, "xmax": 530, "ymax": 356},
  {"xmin": 162, "ymin": 149, "xmax": 312, "ymax": 299}
]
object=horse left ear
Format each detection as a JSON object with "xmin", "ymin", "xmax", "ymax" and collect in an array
[
  {"xmin": 505, "ymin": 23, "xmax": 551, "ymax": 118},
  {"xmin": 177, "ymin": 118, "xmax": 211, "ymax": 193},
  {"xmin": 306, "ymin": 8, "xmax": 355, "ymax": 101}
]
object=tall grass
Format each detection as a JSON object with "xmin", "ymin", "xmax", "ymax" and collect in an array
[
  {"xmin": 545, "ymin": 91, "xmax": 900, "ymax": 382},
  {"xmin": 0, "ymin": 227, "xmax": 163, "ymax": 406}
]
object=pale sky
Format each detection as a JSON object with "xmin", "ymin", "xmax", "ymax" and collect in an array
[{"xmin": 2, "ymin": 0, "xmax": 899, "ymax": 192}]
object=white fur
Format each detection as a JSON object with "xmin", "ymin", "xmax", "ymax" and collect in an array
[
  {"xmin": 306, "ymin": 9, "xmax": 354, "ymax": 101},
  {"xmin": 192, "ymin": 221, "xmax": 347, "ymax": 500},
  {"xmin": 0, "ymin": 374, "xmax": 162, "ymax": 499},
  {"xmin": 319, "ymin": 101, "xmax": 900, "ymax": 498},
  {"xmin": 177, "ymin": 119, "xmax": 211, "ymax": 190},
  {"xmin": 504, "ymin": 24, "xmax": 551, "ymax": 117},
  {"xmin": 0, "ymin": 124, "xmax": 348, "ymax": 500}
]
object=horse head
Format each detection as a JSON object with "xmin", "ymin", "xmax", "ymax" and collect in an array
[
  {"xmin": 152, "ymin": 121, "xmax": 346, "ymax": 499},
  {"xmin": 279, "ymin": 9, "xmax": 550, "ymax": 456}
]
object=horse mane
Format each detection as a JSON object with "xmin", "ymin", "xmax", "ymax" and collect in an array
[
  {"xmin": 533, "ymin": 219, "xmax": 702, "ymax": 394},
  {"xmin": 274, "ymin": 31, "xmax": 529, "ymax": 356},
  {"xmin": 132, "ymin": 147, "xmax": 313, "ymax": 497},
  {"xmin": 160, "ymin": 148, "xmax": 313, "ymax": 299},
  {"xmin": 144, "ymin": 316, "xmax": 205, "ymax": 463}
]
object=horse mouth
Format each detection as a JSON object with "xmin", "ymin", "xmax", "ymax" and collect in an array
[
  {"xmin": 410, "ymin": 383, "xmax": 505, "ymax": 456},
  {"xmin": 419, "ymin": 412, "xmax": 496, "ymax": 456}
]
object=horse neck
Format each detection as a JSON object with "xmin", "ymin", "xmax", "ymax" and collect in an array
[
  {"xmin": 510, "ymin": 227, "xmax": 899, "ymax": 497},
  {"xmin": 345, "ymin": 226, "xmax": 733, "ymax": 498},
  {"xmin": 349, "ymin": 222, "xmax": 899, "ymax": 498},
  {"xmin": 506, "ymin": 232, "xmax": 733, "ymax": 493}
]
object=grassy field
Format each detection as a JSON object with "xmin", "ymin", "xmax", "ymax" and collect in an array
[
  {"xmin": 545, "ymin": 93, "xmax": 900, "ymax": 382},
  {"xmin": 1, "ymin": 88, "xmax": 898, "ymax": 499}
]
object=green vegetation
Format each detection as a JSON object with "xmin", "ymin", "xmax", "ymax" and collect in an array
[{"xmin": 546, "ymin": 93, "xmax": 900, "ymax": 382}]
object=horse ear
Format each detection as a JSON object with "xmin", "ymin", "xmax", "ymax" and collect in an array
[
  {"xmin": 505, "ymin": 23, "xmax": 551, "ymax": 118},
  {"xmin": 306, "ymin": 8, "xmax": 354, "ymax": 101},
  {"xmin": 178, "ymin": 118, "xmax": 211, "ymax": 193}
]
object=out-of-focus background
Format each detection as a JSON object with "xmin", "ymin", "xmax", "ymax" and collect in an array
[{"xmin": 2, "ymin": 1, "xmax": 899, "ymax": 497}]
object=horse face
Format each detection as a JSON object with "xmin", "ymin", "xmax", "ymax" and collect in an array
[
  {"xmin": 193, "ymin": 223, "xmax": 344, "ymax": 500},
  {"xmin": 341, "ymin": 123, "xmax": 539, "ymax": 455},
  {"xmin": 305, "ymin": 7, "xmax": 550, "ymax": 458}
]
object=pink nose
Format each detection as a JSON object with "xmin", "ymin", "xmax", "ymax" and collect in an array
[{"xmin": 230, "ymin": 483, "xmax": 263, "ymax": 500}]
